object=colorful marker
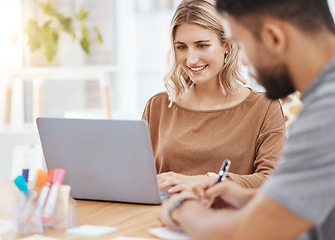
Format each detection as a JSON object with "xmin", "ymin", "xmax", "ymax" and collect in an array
[
  {"xmin": 42, "ymin": 168, "xmax": 66, "ymax": 223},
  {"xmin": 14, "ymin": 176, "xmax": 30, "ymax": 196},
  {"xmin": 34, "ymin": 170, "xmax": 53, "ymax": 216},
  {"xmin": 22, "ymin": 169, "xmax": 29, "ymax": 183},
  {"xmin": 22, "ymin": 169, "xmax": 48, "ymax": 220}
]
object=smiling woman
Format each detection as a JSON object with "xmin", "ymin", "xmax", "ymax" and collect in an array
[
  {"xmin": 142, "ymin": 0, "xmax": 286, "ymax": 193},
  {"xmin": 173, "ymin": 23, "xmax": 226, "ymax": 97}
]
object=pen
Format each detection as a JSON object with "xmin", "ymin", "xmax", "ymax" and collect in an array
[
  {"xmin": 42, "ymin": 168, "xmax": 66, "ymax": 223},
  {"xmin": 215, "ymin": 160, "xmax": 231, "ymax": 184},
  {"xmin": 22, "ymin": 169, "xmax": 29, "ymax": 183},
  {"xmin": 14, "ymin": 176, "xmax": 30, "ymax": 196},
  {"xmin": 34, "ymin": 170, "xmax": 52, "ymax": 216},
  {"xmin": 14, "ymin": 176, "xmax": 30, "ymax": 211},
  {"xmin": 22, "ymin": 169, "xmax": 48, "ymax": 221},
  {"xmin": 29, "ymin": 169, "xmax": 48, "ymax": 201}
]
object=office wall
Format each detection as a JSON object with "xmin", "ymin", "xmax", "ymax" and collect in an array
[
  {"xmin": 18, "ymin": 0, "xmax": 177, "ymax": 121},
  {"xmin": 2, "ymin": 0, "xmax": 335, "ymax": 123}
]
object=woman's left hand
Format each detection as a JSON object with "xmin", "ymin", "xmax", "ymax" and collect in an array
[{"xmin": 157, "ymin": 172, "xmax": 212, "ymax": 193}]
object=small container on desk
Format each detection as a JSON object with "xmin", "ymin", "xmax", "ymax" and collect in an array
[{"xmin": 12, "ymin": 169, "xmax": 76, "ymax": 235}]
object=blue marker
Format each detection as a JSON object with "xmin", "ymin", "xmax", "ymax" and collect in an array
[
  {"xmin": 22, "ymin": 169, "xmax": 29, "ymax": 183},
  {"xmin": 14, "ymin": 176, "xmax": 30, "ymax": 196}
]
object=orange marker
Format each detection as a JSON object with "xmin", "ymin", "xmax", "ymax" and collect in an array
[
  {"xmin": 22, "ymin": 169, "xmax": 48, "ymax": 221},
  {"xmin": 34, "ymin": 170, "xmax": 53, "ymax": 217},
  {"xmin": 32, "ymin": 169, "xmax": 48, "ymax": 198}
]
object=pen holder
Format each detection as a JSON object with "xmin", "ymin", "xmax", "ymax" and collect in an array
[
  {"xmin": 46, "ymin": 185, "xmax": 76, "ymax": 230},
  {"xmin": 13, "ymin": 189, "xmax": 43, "ymax": 235},
  {"xmin": 12, "ymin": 185, "xmax": 76, "ymax": 235}
]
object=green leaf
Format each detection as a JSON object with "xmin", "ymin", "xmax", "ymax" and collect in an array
[
  {"xmin": 24, "ymin": 19, "xmax": 41, "ymax": 52},
  {"xmin": 93, "ymin": 26, "xmax": 103, "ymax": 44},
  {"xmin": 23, "ymin": 1, "xmax": 103, "ymax": 61},
  {"xmin": 80, "ymin": 36, "xmax": 90, "ymax": 54},
  {"xmin": 43, "ymin": 32, "xmax": 58, "ymax": 62},
  {"xmin": 39, "ymin": 2, "xmax": 66, "ymax": 21},
  {"xmin": 39, "ymin": 2, "xmax": 74, "ymax": 37},
  {"xmin": 39, "ymin": 2, "xmax": 58, "ymax": 18},
  {"xmin": 60, "ymin": 17, "xmax": 75, "ymax": 38},
  {"xmin": 80, "ymin": 24, "xmax": 89, "ymax": 38},
  {"xmin": 41, "ymin": 20, "xmax": 52, "ymax": 29},
  {"xmin": 41, "ymin": 21, "xmax": 59, "ymax": 62},
  {"xmin": 75, "ymin": 7, "xmax": 89, "ymax": 21}
]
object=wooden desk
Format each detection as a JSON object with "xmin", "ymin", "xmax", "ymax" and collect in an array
[{"xmin": 0, "ymin": 180, "xmax": 162, "ymax": 239}]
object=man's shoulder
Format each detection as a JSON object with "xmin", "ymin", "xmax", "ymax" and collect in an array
[{"xmin": 302, "ymin": 55, "xmax": 335, "ymax": 102}]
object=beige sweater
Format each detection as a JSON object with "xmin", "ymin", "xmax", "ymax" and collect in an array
[{"xmin": 142, "ymin": 91, "xmax": 285, "ymax": 188}]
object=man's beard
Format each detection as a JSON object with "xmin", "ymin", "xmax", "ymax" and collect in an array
[{"xmin": 256, "ymin": 63, "xmax": 296, "ymax": 100}]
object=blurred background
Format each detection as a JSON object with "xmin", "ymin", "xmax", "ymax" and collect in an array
[
  {"xmin": 0, "ymin": 0, "xmax": 334, "ymax": 179},
  {"xmin": 0, "ymin": 0, "xmax": 179, "ymax": 122}
]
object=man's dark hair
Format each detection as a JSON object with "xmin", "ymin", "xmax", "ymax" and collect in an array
[{"xmin": 216, "ymin": 0, "xmax": 335, "ymax": 36}]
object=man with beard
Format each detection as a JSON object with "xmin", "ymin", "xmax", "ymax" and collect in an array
[{"xmin": 157, "ymin": 0, "xmax": 335, "ymax": 239}]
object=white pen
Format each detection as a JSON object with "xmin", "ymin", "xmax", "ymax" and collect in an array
[
  {"xmin": 42, "ymin": 168, "xmax": 66, "ymax": 223},
  {"xmin": 33, "ymin": 170, "xmax": 53, "ymax": 217}
]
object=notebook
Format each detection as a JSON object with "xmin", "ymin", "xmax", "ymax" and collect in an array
[{"xmin": 36, "ymin": 117, "xmax": 163, "ymax": 205}]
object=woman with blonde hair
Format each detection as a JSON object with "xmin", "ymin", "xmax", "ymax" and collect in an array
[{"xmin": 142, "ymin": 0, "xmax": 285, "ymax": 193}]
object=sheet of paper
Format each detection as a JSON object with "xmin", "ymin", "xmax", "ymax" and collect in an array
[
  {"xmin": 0, "ymin": 220, "xmax": 13, "ymax": 235},
  {"xmin": 111, "ymin": 237, "xmax": 158, "ymax": 240},
  {"xmin": 148, "ymin": 227, "xmax": 190, "ymax": 240},
  {"xmin": 66, "ymin": 224, "xmax": 117, "ymax": 237},
  {"xmin": 18, "ymin": 235, "xmax": 59, "ymax": 240}
]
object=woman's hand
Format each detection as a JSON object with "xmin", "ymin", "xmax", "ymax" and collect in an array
[{"xmin": 158, "ymin": 172, "xmax": 212, "ymax": 194}]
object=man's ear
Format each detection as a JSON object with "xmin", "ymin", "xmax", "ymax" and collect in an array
[{"xmin": 260, "ymin": 22, "xmax": 287, "ymax": 57}]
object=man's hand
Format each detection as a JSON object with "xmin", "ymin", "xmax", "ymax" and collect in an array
[
  {"xmin": 158, "ymin": 191, "xmax": 199, "ymax": 230},
  {"xmin": 158, "ymin": 171, "xmax": 210, "ymax": 193},
  {"xmin": 159, "ymin": 179, "xmax": 313, "ymax": 240},
  {"xmin": 193, "ymin": 180, "xmax": 256, "ymax": 209}
]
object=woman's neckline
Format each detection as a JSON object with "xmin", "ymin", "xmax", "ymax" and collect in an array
[{"xmin": 172, "ymin": 87, "xmax": 255, "ymax": 113}]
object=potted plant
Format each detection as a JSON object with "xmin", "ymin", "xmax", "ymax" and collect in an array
[{"xmin": 23, "ymin": 1, "xmax": 103, "ymax": 65}]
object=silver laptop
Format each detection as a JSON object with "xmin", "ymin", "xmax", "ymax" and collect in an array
[{"xmin": 36, "ymin": 117, "xmax": 163, "ymax": 205}]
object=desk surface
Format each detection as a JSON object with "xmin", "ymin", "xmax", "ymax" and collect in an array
[{"xmin": 0, "ymin": 180, "xmax": 161, "ymax": 239}]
